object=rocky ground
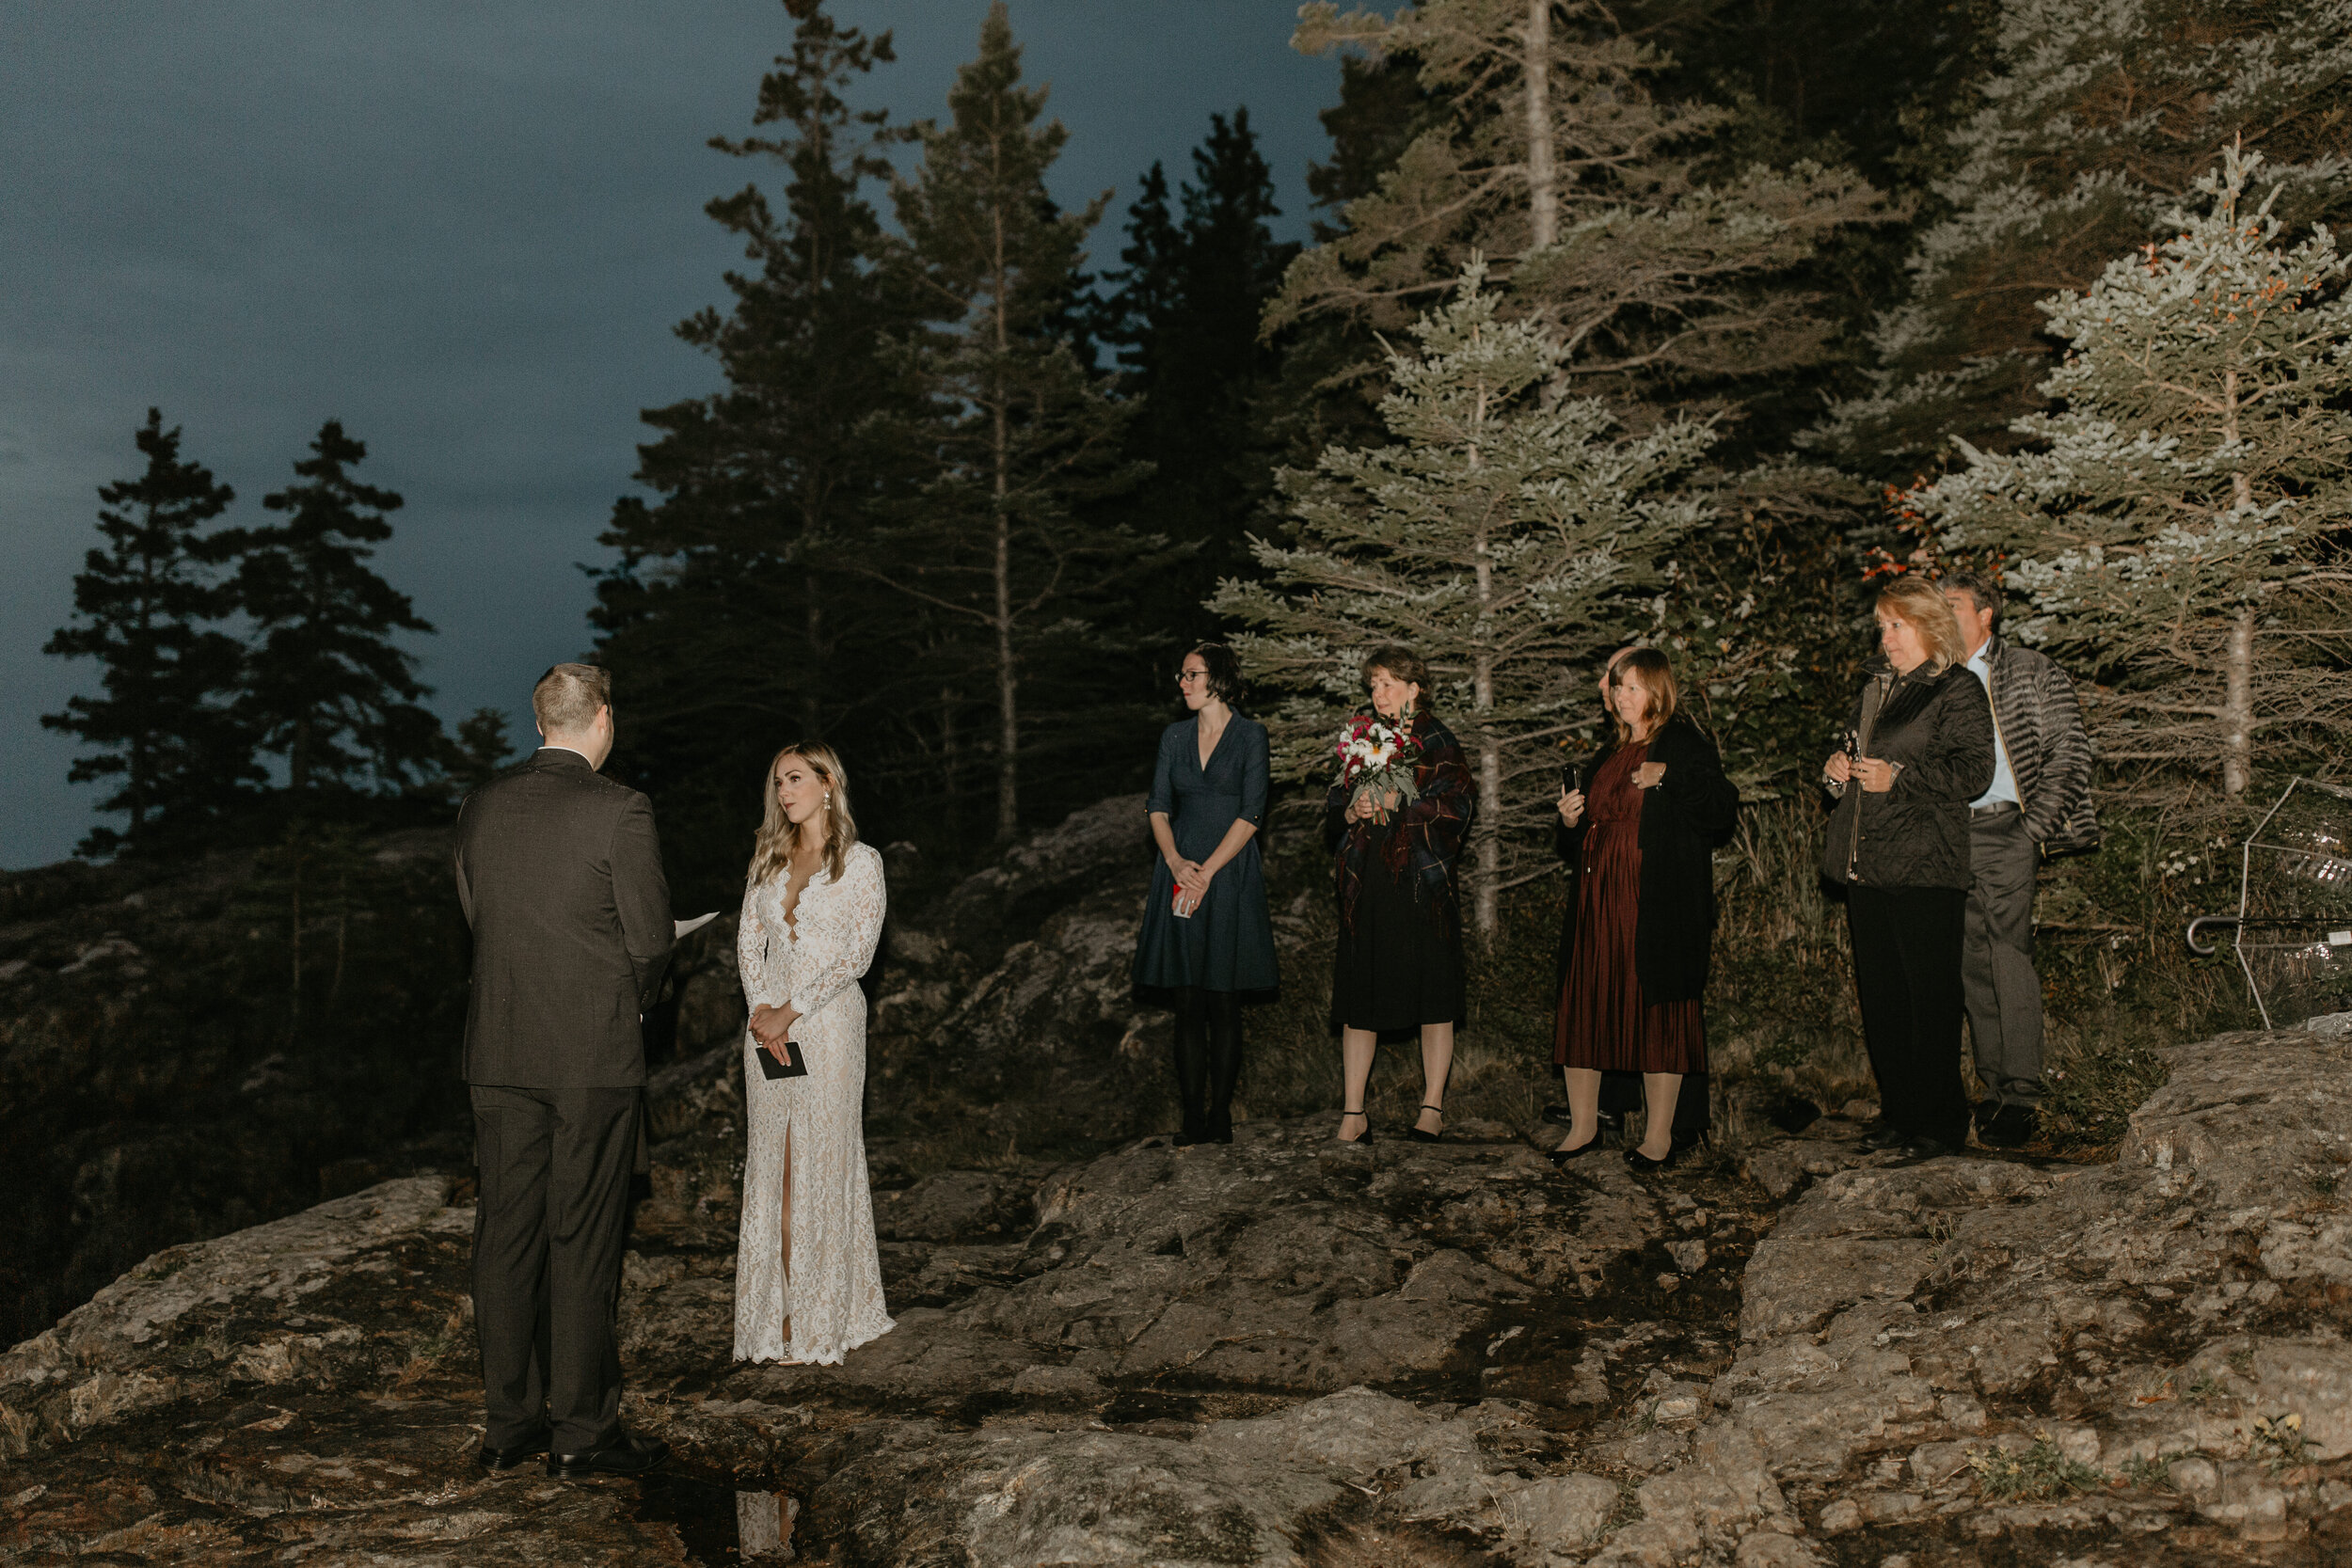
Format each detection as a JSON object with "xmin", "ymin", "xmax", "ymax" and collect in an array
[{"xmin": 6, "ymin": 1016, "xmax": 2352, "ymax": 1564}]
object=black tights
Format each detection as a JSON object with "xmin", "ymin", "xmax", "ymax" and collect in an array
[{"xmin": 1172, "ymin": 988, "xmax": 1246, "ymax": 1143}]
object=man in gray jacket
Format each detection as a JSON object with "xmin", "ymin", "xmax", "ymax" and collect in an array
[
  {"xmin": 1941, "ymin": 571, "xmax": 2099, "ymax": 1148},
  {"xmin": 455, "ymin": 663, "xmax": 673, "ymax": 1477}
]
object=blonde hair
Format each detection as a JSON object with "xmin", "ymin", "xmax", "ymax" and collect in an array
[
  {"xmin": 1875, "ymin": 577, "xmax": 1969, "ymax": 674},
  {"xmin": 748, "ymin": 741, "xmax": 859, "ymax": 887},
  {"xmin": 532, "ymin": 662, "xmax": 610, "ymax": 734},
  {"xmin": 1611, "ymin": 648, "xmax": 1679, "ymax": 745}
]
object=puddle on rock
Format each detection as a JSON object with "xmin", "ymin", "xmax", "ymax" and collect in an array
[{"xmin": 629, "ymin": 1469, "xmax": 800, "ymax": 1564}]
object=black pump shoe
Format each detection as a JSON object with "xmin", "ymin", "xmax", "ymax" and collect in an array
[
  {"xmin": 1623, "ymin": 1143, "xmax": 1682, "ymax": 1173},
  {"xmin": 548, "ymin": 1431, "xmax": 668, "ymax": 1480},
  {"xmin": 1406, "ymin": 1103, "xmax": 1444, "ymax": 1143},
  {"xmin": 1549, "ymin": 1134, "xmax": 1604, "ymax": 1167},
  {"xmin": 479, "ymin": 1425, "xmax": 550, "ymax": 1471},
  {"xmin": 1335, "ymin": 1109, "xmax": 1375, "ymax": 1146}
]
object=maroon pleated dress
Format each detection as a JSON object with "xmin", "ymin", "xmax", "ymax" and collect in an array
[{"xmin": 1553, "ymin": 743, "xmax": 1708, "ymax": 1073}]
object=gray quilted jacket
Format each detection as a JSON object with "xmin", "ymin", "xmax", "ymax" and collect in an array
[{"xmin": 1976, "ymin": 635, "xmax": 2100, "ymax": 856}]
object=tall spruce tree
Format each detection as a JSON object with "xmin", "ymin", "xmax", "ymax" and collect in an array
[
  {"xmin": 880, "ymin": 0, "xmax": 1161, "ymax": 841},
  {"xmin": 42, "ymin": 409, "xmax": 254, "ymax": 855},
  {"xmin": 1215, "ymin": 262, "xmax": 1711, "ymax": 938},
  {"xmin": 1270, "ymin": 0, "xmax": 1890, "ymax": 425},
  {"xmin": 1096, "ymin": 110, "xmax": 1300, "ymax": 606},
  {"xmin": 1908, "ymin": 147, "xmax": 2352, "ymax": 801},
  {"xmin": 1813, "ymin": 0, "xmax": 2352, "ymax": 473},
  {"xmin": 593, "ymin": 0, "xmax": 919, "ymax": 880},
  {"xmin": 224, "ymin": 420, "xmax": 441, "ymax": 800}
]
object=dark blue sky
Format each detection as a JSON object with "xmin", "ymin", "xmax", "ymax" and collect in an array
[{"xmin": 1, "ymin": 1, "xmax": 1344, "ymax": 867}]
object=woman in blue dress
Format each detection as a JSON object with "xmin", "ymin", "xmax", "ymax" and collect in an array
[{"xmin": 1133, "ymin": 641, "xmax": 1279, "ymax": 1145}]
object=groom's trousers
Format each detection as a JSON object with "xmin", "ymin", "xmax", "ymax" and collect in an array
[{"xmin": 470, "ymin": 1085, "xmax": 639, "ymax": 1455}]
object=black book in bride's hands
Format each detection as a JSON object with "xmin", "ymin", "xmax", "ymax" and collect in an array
[{"xmin": 755, "ymin": 1037, "xmax": 807, "ymax": 1079}]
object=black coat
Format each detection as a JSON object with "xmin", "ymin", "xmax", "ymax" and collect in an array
[
  {"xmin": 1553, "ymin": 715, "xmax": 1740, "ymax": 1006},
  {"xmin": 1819, "ymin": 660, "xmax": 1995, "ymax": 891},
  {"xmin": 454, "ymin": 748, "xmax": 674, "ymax": 1088}
]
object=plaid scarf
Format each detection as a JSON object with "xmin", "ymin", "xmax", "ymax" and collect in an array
[{"xmin": 1330, "ymin": 713, "xmax": 1473, "ymax": 932}]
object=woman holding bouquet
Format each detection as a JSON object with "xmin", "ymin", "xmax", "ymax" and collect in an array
[
  {"xmin": 1552, "ymin": 650, "xmax": 1739, "ymax": 1171},
  {"xmin": 1327, "ymin": 645, "xmax": 1474, "ymax": 1143},
  {"xmin": 1134, "ymin": 642, "xmax": 1279, "ymax": 1146}
]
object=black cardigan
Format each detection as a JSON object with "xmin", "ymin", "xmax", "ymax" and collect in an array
[{"xmin": 1553, "ymin": 715, "xmax": 1740, "ymax": 1006}]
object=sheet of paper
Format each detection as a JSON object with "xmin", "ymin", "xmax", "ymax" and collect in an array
[{"xmin": 675, "ymin": 911, "xmax": 720, "ymax": 940}]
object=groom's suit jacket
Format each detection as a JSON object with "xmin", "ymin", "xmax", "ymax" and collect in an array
[{"xmin": 455, "ymin": 747, "xmax": 672, "ymax": 1088}]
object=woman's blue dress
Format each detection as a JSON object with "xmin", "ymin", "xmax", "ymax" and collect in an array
[{"xmin": 1132, "ymin": 714, "xmax": 1279, "ymax": 994}]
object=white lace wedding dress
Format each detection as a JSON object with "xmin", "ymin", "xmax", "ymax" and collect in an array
[{"xmin": 732, "ymin": 840, "xmax": 894, "ymax": 1366}]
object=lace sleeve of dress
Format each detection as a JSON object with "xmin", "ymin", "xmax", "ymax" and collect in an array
[
  {"xmin": 736, "ymin": 880, "xmax": 769, "ymax": 1006},
  {"xmin": 786, "ymin": 847, "xmax": 887, "ymax": 1018}
]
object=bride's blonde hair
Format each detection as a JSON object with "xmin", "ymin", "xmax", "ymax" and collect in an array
[{"xmin": 748, "ymin": 741, "xmax": 859, "ymax": 887}]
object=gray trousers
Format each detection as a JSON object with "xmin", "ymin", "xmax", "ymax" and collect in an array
[
  {"xmin": 470, "ymin": 1085, "xmax": 640, "ymax": 1453},
  {"xmin": 1962, "ymin": 808, "xmax": 2044, "ymax": 1106}
]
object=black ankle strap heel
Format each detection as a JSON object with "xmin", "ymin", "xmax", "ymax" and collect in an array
[
  {"xmin": 1337, "ymin": 1109, "xmax": 1375, "ymax": 1147},
  {"xmin": 1407, "ymin": 1102, "xmax": 1443, "ymax": 1144}
]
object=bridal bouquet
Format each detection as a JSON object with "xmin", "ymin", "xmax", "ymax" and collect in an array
[{"xmin": 1334, "ymin": 713, "xmax": 1423, "ymax": 822}]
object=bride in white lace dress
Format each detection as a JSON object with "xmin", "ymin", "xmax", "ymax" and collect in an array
[{"xmin": 733, "ymin": 741, "xmax": 894, "ymax": 1366}]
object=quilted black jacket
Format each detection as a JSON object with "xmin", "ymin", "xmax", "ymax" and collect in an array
[{"xmin": 1820, "ymin": 660, "xmax": 1995, "ymax": 892}]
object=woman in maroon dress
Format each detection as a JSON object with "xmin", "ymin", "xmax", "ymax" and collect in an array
[{"xmin": 1552, "ymin": 650, "xmax": 1739, "ymax": 1170}]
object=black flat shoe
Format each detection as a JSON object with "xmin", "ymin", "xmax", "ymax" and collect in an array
[
  {"xmin": 1549, "ymin": 1135, "xmax": 1603, "ymax": 1166},
  {"xmin": 1334, "ymin": 1109, "xmax": 1375, "ymax": 1146},
  {"xmin": 479, "ymin": 1426, "xmax": 550, "ymax": 1470},
  {"xmin": 1624, "ymin": 1144, "xmax": 1681, "ymax": 1173},
  {"xmin": 548, "ymin": 1431, "xmax": 668, "ymax": 1479},
  {"xmin": 1406, "ymin": 1103, "xmax": 1444, "ymax": 1143}
]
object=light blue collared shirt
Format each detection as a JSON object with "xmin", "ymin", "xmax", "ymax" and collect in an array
[{"xmin": 1963, "ymin": 647, "xmax": 2018, "ymax": 809}]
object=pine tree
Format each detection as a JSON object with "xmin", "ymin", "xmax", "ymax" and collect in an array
[
  {"xmin": 1214, "ymin": 262, "xmax": 1712, "ymax": 937},
  {"xmin": 592, "ymin": 0, "xmax": 921, "ymax": 877},
  {"xmin": 880, "ymin": 0, "xmax": 1162, "ymax": 841},
  {"xmin": 1909, "ymin": 147, "xmax": 2352, "ymax": 801},
  {"xmin": 1270, "ymin": 0, "xmax": 1890, "ymax": 423},
  {"xmin": 1813, "ymin": 0, "xmax": 2352, "ymax": 472},
  {"xmin": 41, "ymin": 408, "xmax": 254, "ymax": 855},
  {"xmin": 223, "ymin": 420, "xmax": 441, "ymax": 800},
  {"xmin": 1096, "ymin": 110, "xmax": 1300, "ymax": 604}
]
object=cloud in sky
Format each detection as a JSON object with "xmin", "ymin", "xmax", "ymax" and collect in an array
[{"xmin": 0, "ymin": 0, "xmax": 1343, "ymax": 866}]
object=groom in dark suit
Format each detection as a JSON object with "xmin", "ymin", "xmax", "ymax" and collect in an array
[{"xmin": 455, "ymin": 662, "xmax": 673, "ymax": 1478}]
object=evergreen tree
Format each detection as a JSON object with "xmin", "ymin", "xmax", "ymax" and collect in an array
[
  {"xmin": 880, "ymin": 0, "xmax": 1163, "ymax": 841},
  {"xmin": 1270, "ymin": 0, "xmax": 1890, "ymax": 426},
  {"xmin": 41, "ymin": 409, "xmax": 253, "ymax": 855},
  {"xmin": 593, "ymin": 0, "xmax": 921, "ymax": 883},
  {"xmin": 445, "ymin": 708, "xmax": 516, "ymax": 794},
  {"xmin": 223, "ymin": 420, "xmax": 441, "ymax": 800},
  {"xmin": 1813, "ymin": 0, "xmax": 2352, "ymax": 472},
  {"xmin": 1096, "ymin": 110, "xmax": 1300, "ymax": 604},
  {"xmin": 1214, "ymin": 262, "xmax": 1712, "ymax": 937},
  {"xmin": 1909, "ymin": 147, "xmax": 2352, "ymax": 801}
]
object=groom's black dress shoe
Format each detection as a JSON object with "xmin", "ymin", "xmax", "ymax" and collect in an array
[
  {"xmin": 1856, "ymin": 1122, "xmax": 1910, "ymax": 1152},
  {"xmin": 548, "ymin": 1430, "xmax": 668, "ymax": 1479},
  {"xmin": 478, "ymin": 1425, "xmax": 550, "ymax": 1471},
  {"xmin": 1541, "ymin": 1104, "xmax": 1624, "ymax": 1132}
]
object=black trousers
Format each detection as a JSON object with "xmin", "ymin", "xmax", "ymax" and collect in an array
[
  {"xmin": 1847, "ymin": 885, "xmax": 1969, "ymax": 1145},
  {"xmin": 470, "ymin": 1085, "xmax": 639, "ymax": 1453}
]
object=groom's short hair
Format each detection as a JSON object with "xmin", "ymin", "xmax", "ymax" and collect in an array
[{"xmin": 533, "ymin": 663, "xmax": 611, "ymax": 734}]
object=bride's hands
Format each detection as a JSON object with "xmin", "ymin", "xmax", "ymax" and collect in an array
[{"xmin": 751, "ymin": 1002, "xmax": 801, "ymax": 1049}]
